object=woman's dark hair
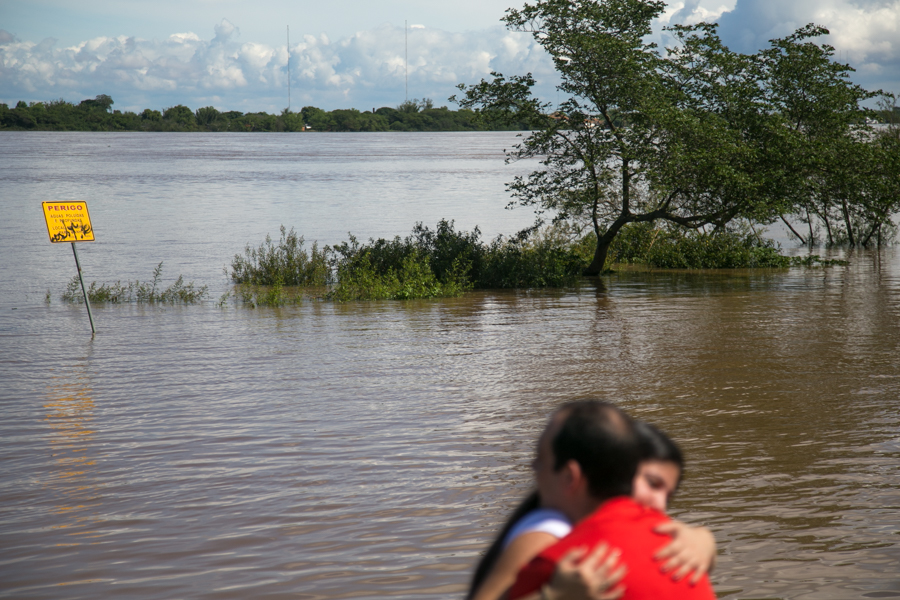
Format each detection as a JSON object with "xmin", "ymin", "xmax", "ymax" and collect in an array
[
  {"xmin": 466, "ymin": 491, "xmax": 539, "ymax": 600},
  {"xmin": 635, "ymin": 420, "xmax": 684, "ymax": 487}
]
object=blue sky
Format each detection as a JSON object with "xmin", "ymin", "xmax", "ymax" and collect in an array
[{"xmin": 1, "ymin": 0, "xmax": 898, "ymax": 113}]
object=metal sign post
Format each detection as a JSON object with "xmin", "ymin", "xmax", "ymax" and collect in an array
[
  {"xmin": 70, "ymin": 241, "xmax": 96, "ymax": 335},
  {"xmin": 42, "ymin": 201, "xmax": 96, "ymax": 336}
]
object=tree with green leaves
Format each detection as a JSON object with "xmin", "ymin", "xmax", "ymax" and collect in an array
[
  {"xmin": 195, "ymin": 106, "xmax": 220, "ymax": 126},
  {"xmin": 455, "ymin": 0, "xmax": 777, "ymax": 273},
  {"xmin": 79, "ymin": 94, "xmax": 114, "ymax": 112},
  {"xmin": 163, "ymin": 105, "xmax": 196, "ymax": 127},
  {"xmin": 454, "ymin": 0, "xmax": 894, "ymax": 271},
  {"xmin": 760, "ymin": 26, "xmax": 898, "ymax": 247}
]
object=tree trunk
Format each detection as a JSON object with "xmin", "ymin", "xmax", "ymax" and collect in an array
[
  {"xmin": 806, "ymin": 207, "xmax": 815, "ymax": 246},
  {"xmin": 585, "ymin": 160, "xmax": 632, "ymax": 276},
  {"xmin": 780, "ymin": 215, "xmax": 806, "ymax": 245},
  {"xmin": 822, "ymin": 210, "xmax": 834, "ymax": 246},
  {"xmin": 585, "ymin": 236, "xmax": 613, "ymax": 276},
  {"xmin": 584, "ymin": 218, "xmax": 630, "ymax": 276},
  {"xmin": 840, "ymin": 197, "xmax": 856, "ymax": 247},
  {"xmin": 860, "ymin": 221, "xmax": 881, "ymax": 248}
]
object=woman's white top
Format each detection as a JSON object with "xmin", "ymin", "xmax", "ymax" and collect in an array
[{"xmin": 502, "ymin": 508, "xmax": 572, "ymax": 549}]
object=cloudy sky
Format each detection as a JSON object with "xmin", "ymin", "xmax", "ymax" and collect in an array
[{"xmin": 1, "ymin": 0, "xmax": 898, "ymax": 113}]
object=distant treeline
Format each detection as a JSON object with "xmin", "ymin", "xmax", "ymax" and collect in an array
[{"xmin": 0, "ymin": 95, "xmax": 531, "ymax": 132}]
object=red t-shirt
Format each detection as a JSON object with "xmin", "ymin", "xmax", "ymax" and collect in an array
[{"xmin": 508, "ymin": 497, "xmax": 716, "ymax": 600}]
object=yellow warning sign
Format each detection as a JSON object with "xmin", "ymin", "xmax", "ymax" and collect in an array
[{"xmin": 42, "ymin": 201, "xmax": 95, "ymax": 243}]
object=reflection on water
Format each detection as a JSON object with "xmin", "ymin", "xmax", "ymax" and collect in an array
[
  {"xmin": 44, "ymin": 360, "xmax": 98, "ymax": 542},
  {"xmin": 1, "ymin": 134, "xmax": 899, "ymax": 599}
]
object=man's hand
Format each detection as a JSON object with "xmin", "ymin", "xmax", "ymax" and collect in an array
[
  {"xmin": 542, "ymin": 543, "xmax": 627, "ymax": 600},
  {"xmin": 653, "ymin": 521, "xmax": 717, "ymax": 585}
]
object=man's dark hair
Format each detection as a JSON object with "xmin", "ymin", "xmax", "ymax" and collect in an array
[{"xmin": 552, "ymin": 400, "xmax": 639, "ymax": 500}]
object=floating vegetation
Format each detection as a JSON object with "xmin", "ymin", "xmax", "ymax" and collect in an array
[{"xmin": 62, "ymin": 262, "xmax": 208, "ymax": 304}]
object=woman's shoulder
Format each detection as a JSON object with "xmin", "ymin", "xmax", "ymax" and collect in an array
[{"xmin": 503, "ymin": 508, "xmax": 572, "ymax": 548}]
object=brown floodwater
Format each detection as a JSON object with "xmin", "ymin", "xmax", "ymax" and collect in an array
[
  {"xmin": 3, "ymin": 258, "xmax": 900, "ymax": 599},
  {"xmin": 1, "ymin": 133, "xmax": 898, "ymax": 599}
]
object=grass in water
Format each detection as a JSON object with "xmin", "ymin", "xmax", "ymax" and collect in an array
[
  {"xmin": 788, "ymin": 255, "xmax": 849, "ymax": 267},
  {"xmin": 62, "ymin": 262, "xmax": 208, "ymax": 304}
]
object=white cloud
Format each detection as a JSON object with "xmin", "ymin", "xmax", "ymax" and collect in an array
[
  {"xmin": 661, "ymin": 0, "xmax": 733, "ymax": 27},
  {"xmin": 1, "ymin": 1, "xmax": 898, "ymax": 114},
  {"xmin": 655, "ymin": 0, "xmax": 899, "ymax": 94},
  {"xmin": 169, "ymin": 32, "xmax": 201, "ymax": 44},
  {"xmin": 0, "ymin": 19, "xmax": 560, "ymax": 112}
]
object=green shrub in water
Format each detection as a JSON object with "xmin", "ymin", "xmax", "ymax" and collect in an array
[
  {"xmin": 329, "ymin": 220, "xmax": 586, "ymax": 294},
  {"xmin": 788, "ymin": 255, "xmax": 849, "ymax": 267},
  {"xmin": 478, "ymin": 234, "xmax": 587, "ymax": 288},
  {"xmin": 229, "ymin": 225, "xmax": 330, "ymax": 286},
  {"xmin": 226, "ymin": 220, "xmax": 586, "ymax": 303},
  {"xmin": 222, "ymin": 277, "xmax": 312, "ymax": 308},
  {"xmin": 329, "ymin": 247, "xmax": 471, "ymax": 301},
  {"xmin": 62, "ymin": 262, "xmax": 208, "ymax": 304},
  {"xmin": 229, "ymin": 218, "xmax": 839, "ymax": 305},
  {"xmin": 606, "ymin": 223, "xmax": 792, "ymax": 269}
]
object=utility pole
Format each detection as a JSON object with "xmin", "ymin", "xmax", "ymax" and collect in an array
[
  {"xmin": 405, "ymin": 20, "xmax": 408, "ymax": 102},
  {"xmin": 287, "ymin": 25, "xmax": 291, "ymax": 111}
]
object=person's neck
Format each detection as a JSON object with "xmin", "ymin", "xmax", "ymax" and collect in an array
[{"xmin": 566, "ymin": 493, "xmax": 615, "ymax": 524}]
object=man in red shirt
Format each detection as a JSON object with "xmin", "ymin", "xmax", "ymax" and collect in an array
[{"xmin": 508, "ymin": 401, "xmax": 716, "ymax": 600}]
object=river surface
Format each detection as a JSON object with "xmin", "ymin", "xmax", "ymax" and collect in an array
[{"xmin": 1, "ymin": 132, "xmax": 898, "ymax": 599}]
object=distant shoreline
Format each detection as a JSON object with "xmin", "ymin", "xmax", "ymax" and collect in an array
[{"xmin": 1, "ymin": 95, "xmax": 530, "ymax": 133}]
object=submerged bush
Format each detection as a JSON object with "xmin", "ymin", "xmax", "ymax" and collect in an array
[
  {"xmin": 220, "ymin": 279, "xmax": 313, "ymax": 308},
  {"xmin": 226, "ymin": 220, "xmax": 587, "ymax": 303},
  {"xmin": 225, "ymin": 219, "xmax": 828, "ymax": 305},
  {"xmin": 606, "ymin": 223, "xmax": 792, "ymax": 269},
  {"xmin": 478, "ymin": 234, "xmax": 587, "ymax": 288},
  {"xmin": 331, "ymin": 220, "xmax": 587, "ymax": 292},
  {"xmin": 330, "ymin": 250, "xmax": 471, "ymax": 301},
  {"xmin": 328, "ymin": 230, "xmax": 473, "ymax": 300},
  {"xmin": 230, "ymin": 225, "xmax": 330, "ymax": 286},
  {"xmin": 62, "ymin": 262, "xmax": 207, "ymax": 304},
  {"xmin": 788, "ymin": 255, "xmax": 849, "ymax": 267}
]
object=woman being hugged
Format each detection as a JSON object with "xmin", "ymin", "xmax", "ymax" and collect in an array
[{"xmin": 467, "ymin": 421, "xmax": 715, "ymax": 600}]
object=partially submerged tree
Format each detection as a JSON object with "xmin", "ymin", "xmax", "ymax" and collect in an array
[
  {"xmin": 455, "ymin": 0, "xmax": 779, "ymax": 273},
  {"xmin": 454, "ymin": 0, "xmax": 896, "ymax": 270},
  {"xmin": 762, "ymin": 28, "xmax": 899, "ymax": 247}
]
